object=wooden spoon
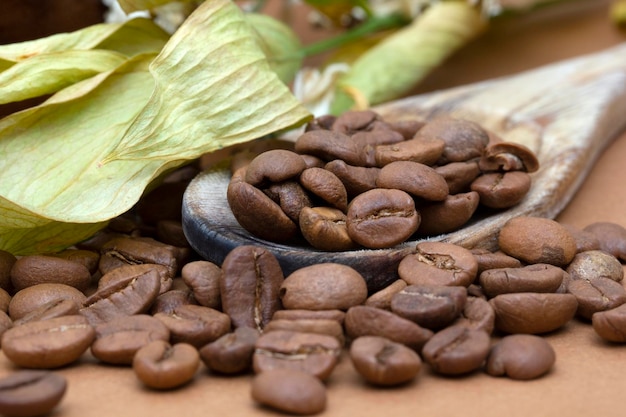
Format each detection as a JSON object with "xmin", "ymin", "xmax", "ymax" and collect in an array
[{"xmin": 182, "ymin": 43, "xmax": 626, "ymax": 292}]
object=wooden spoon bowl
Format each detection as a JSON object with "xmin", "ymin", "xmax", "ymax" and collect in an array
[{"xmin": 182, "ymin": 43, "xmax": 626, "ymax": 292}]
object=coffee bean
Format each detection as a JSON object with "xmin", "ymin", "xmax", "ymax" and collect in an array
[
  {"xmin": 0, "ymin": 371, "xmax": 67, "ymax": 417},
  {"xmin": 220, "ymin": 245, "xmax": 283, "ymax": 331},
  {"xmin": 133, "ymin": 340, "xmax": 200, "ymax": 390},
  {"xmin": 471, "ymin": 249, "xmax": 522, "ymax": 275},
  {"xmin": 346, "ymin": 188, "xmax": 419, "ymax": 249},
  {"xmin": 350, "ymin": 335, "xmax": 422, "ymax": 386},
  {"xmin": 566, "ymin": 250, "xmax": 624, "ymax": 282},
  {"xmin": 271, "ymin": 309, "xmax": 346, "ymax": 324},
  {"xmin": 52, "ymin": 248, "xmax": 100, "ymax": 275},
  {"xmin": 416, "ymin": 191, "xmax": 480, "ymax": 236},
  {"xmin": 149, "ymin": 289, "xmax": 198, "ymax": 315},
  {"xmin": 416, "ymin": 116, "xmax": 489, "ymax": 164},
  {"xmin": 365, "ymin": 279, "xmax": 407, "ymax": 310},
  {"xmin": 253, "ymin": 330, "xmax": 341, "ymax": 381},
  {"xmin": 592, "ymin": 303, "xmax": 626, "ymax": 342},
  {"xmin": 390, "ymin": 285, "xmax": 467, "ymax": 330},
  {"xmin": 344, "ymin": 305, "xmax": 433, "ymax": 351},
  {"xmin": 376, "ymin": 160, "xmax": 449, "ymax": 202},
  {"xmin": 91, "ymin": 314, "xmax": 170, "ymax": 365},
  {"xmin": 387, "ymin": 119, "xmax": 425, "ymax": 140},
  {"xmin": 398, "ymin": 241, "xmax": 478, "ymax": 287},
  {"xmin": 2, "ymin": 315, "xmax": 95, "ymax": 368},
  {"xmin": 478, "ymin": 264, "xmax": 565, "ymax": 297},
  {"xmin": 99, "ymin": 237, "xmax": 179, "ymax": 280},
  {"xmin": 470, "ymin": 171, "xmax": 532, "ymax": 209},
  {"xmin": 486, "ymin": 334, "xmax": 555, "ymax": 380},
  {"xmin": 479, "ymin": 141, "xmax": 539, "ymax": 173},
  {"xmin": 264, "ymin": 181, "xmax": 313, "ymax": 222},
  {"xmin": 156, "ymin": 220, "xmax": 191, "ymax": 248},
  {"xmin": 99, "ymin": 263, "xmax": 172, "ymax": 296},
  {"xmin": 280, "ymin": 263, "xmax": 367, "ymax": 311},
  {"xmin": 299, "ymin": 207, "xmax": 356, "ymax": 251},
  {"xmin": 13, "ymin": 299, "xmax": 80, "ymax": 327},
  {"xmin": 9, "ymin": 283, "xmax": 86, "ymax": 321},
  {"xmin": 421, "ymin": 325, "xmax": 491, "ymax": 375},
  {"xmin": 295, "ymin": 130, "xmax": 366, "ymax": 166},
  {"xmin": 489, "ymin": 292, "xmax": 578, "ymax": 334},
  {"xmin": 374, "ymin": 137, "xmax": 445, "ymax": 167},
  {"xmin": 306, "ymin": 114, "xmax": 337, "ymax": 131},
  {"xmin": 10, "ymin": 255, "xmax": 91, "ymax": 292},
  {"xmin": 332, "ymin": 110, "xmax": 379, "ymax": 134},
  {"xmin": 561, "ymin": 223, "xmax": 601, "ymax": 253},
  {"xmin": 0, "ymin": 250, "xmax": 16, "ymax": 292},
  {"xmin": 154, "ymin": 304, "xmax": 231, "ymax": 348},
  {"xmin": 181, "ymin": 260, "xmax": 222, "ymax": 309},
  {"xmin": 583, "ymin": 222, "xmax": 626, "ymax": 261},
  {"xmin": 244, "ymin": 149, "xmax": 306, "ymax": 187},
  {"xmin": 453, "ymin": 296, "xmax": 496, "ymax": 334},
  {"xmin": 80, "ymin": 266, "xmax": 161, "ymax": 325},
  {"xmin": 566, "ymin": 277, "xmax": 626, "ymax": 320},
  {"xmin": 199, "ymin": 327, "xmax": 260, "ymax": 374},
  {"xmin": 299, "ymin": 167, "xmax": 348, "ymax": 211},
  {"xmin": 498, "ymin": 217, "xmax": 577, "ymax": 267},
  {"xmin": 435, "ymin": 161, "xmax": 481, "ymax": 195},
  {"xmin": 324, "ymin": 159, "xmax": 380, "ymax": 199},
  {"xmin": 264, "ymin": 319, "xmax": 345, "ymax": 346},
  {"xmin": 251, "ymin": 369, "xmax": 326, "ymax": 415}
]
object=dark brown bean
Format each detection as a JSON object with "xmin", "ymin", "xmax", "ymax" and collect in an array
[
  {"xmin": 180, "ymin": 260, "xmax": 222, "ymax": 309},
  {"xmin": 470, "ymin": 171, "xmax": 532, "ymax": 209},
  {"xmin": 416, "ymin": 116, "xmax": 489, "ymax": 164},
  {"xmin": 253, "ymin": 330, "xmax": 341, "ymax": 381},
  {"xmin": 280, "ymin": 263, "xmax": 367, "ymax": 311},
  {"xmin": 98, "ymin": 237, "xmax": 179, "ymax": 280},
  {"xmin": 365, "ymin": 279, "xmax": 407, "ymax": 310},
  {"xmin": 97, "ymin": 263, "xmax": 172, "ymax": 296},
  {"xmin": 592, "ymin": 303, "xmax": 626, "ymax": 343},
  {"xmin": 133, "ymin": 340, "xmax": 200, "ymax": 390},
  {"xmin": 299, "ymin": 206, "xmax": 356, "ymax": 251},
  {"xmin": 0, "ymin": 371, "xmax": 67, "ymax": 417},
  {"xmin": 478, "ymin": 264, "xmax": 565, "ymax": 297},
  {"xmin": 561, "ymin": 223, "xmax": 601, "ymax": 253},
  {"xmin": 149, "ymin": 289, "xmax": 198, "ymax": 315},
  {"xmin": 390, "ymin": 285, "xmax": 467, "ymax": 330},
  {"xmin": 332, "ymin": 110, "xmax": 379, "ymax": 134},
  {"xmin": 421, "ymin": 325, "xmax": 490, "ymax": 375},
  {"xmin": 398, "ymin": 242, "xmax": 478, "ymax": 287},
  {"xmin": 264, "ymin": 181, "xmax": 313, "ymax": 222},
  {"xmin": 199, "ymin": 327, "xmax": 260, "ymax": 374},
  {"xmin": 13, "ymin": 299, "xmax": 80, "ymax": 327},
  {"xmin": 583, "ymin": 222, "xmax": 626, "ymax": 261},
  {"xmin": 453, "ymin": 296, "xmax": 496, "ymax": 335},
  {"xmin": 264, "ymin": 319, "xmax": 345, "ymax": 346},
  {"xmin": 566, "ymin": 277, "xmax": 626, "ymax": 320},
  {"xmin": 346, "ymin": 188, "xmax": 419, "ymax": 249},
  {"xmin": 220, "ymin": 245, "xmax": 283, "ymax": 331},
  {"xmin": 9, "ymin": 283, "xmax": 86, "ymax": 321},
  {"xmin": 244, "ymin": 149, "xmax": 307, "ymax": 187},
  {"xmin": 374, "ymin": 137, "xmax": 445, "ymax": 167},
  {"xmin": 251, "ymin": 369, "xmax": 326, "ymax": 416},
  {"xmin": 294, "ymin": 130, "xmax": 367, "ymax": 166},
  {"xmin": 416, "ymin": 191, "xmax": 480, "ymax": 236},
  {"xmin": 486, "ymin": 334, "xmax": 555, "ymax": 380},
  {"xmin": 2, "ymin": 315, "xmax": 95, "ymax": 369},
  {"xmin": 376, "ymin": 161, "xmax": 449, "ymax": 202},
  {"xmin": 479, "ymin": 141, "xmax": 539, "ymax": 173},
  {"xmin": 154, "ymin": 304, "xmax": 231, "ymax": 348},
  {"xmin": 324, "ymin": 159, "xmax": 380, "ymax": 199},
  {"xmin": 435, "ymin": 161, "xmax": 481, "ymax": 194},
  {"xmin": 299, "ymin": 167, "xmax": 348, "ymax": 211},
  {"xmin": 10, "ymin": 255, "xmax": 91, "ymax": 292},
  {"xmin": 471, "ymin": 249, "xmax": 522, "ymax": 275}
]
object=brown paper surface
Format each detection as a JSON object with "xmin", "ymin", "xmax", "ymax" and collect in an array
[{"xmin": 2, "ymin": 2, "xmax": 626, "ymax": 416}]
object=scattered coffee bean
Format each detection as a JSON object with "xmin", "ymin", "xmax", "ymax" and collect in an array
[
  {"xmin": 365, "ymin": 279, "xmax": 407, "ymax": 310},
  {"xmin": 390, "ymin": 285, "xmax": 467, "ymax": 330},
  {"xmin": 9, "ymin": 283, "xmax": 86, "ymax": 321},
  {"xmin": 486, "ymin": 334, "xmax": 555, "ymax": 380},
  {"xmin": 421, "ymin": 324, "xmax": 491, "ymax": 375},
  {"xmin": 566, "ymin": 277, "xmax": 626, "ymax": 320},
  {"xmin": 592, "ymin": 303, "xmax": 626, "ymax": 343},
  {"xmin": 133, "ymin": 340, "xmax": 200, "ymax": 390},
  {"xmin": 0, "ymin": 371, "xmax": 67, "ymax": 417},
  {"xmin": 154, "ymin": 304, "xmax": 231, "ymax": 348},
  {"xmin": 13, "ymin": 299, "xmax": 80, "ymax": 326},
  {"xmin": 251, "ymin": 369, "xmax": 326, "ymax": 415},
  {"xmin": 490, "ymin": 293, "xmax": 578, "ymax": 334},
  {"xmin": 199, "ymin": 327, "xmax": 260, "ymax": 374},
  {"xmin": 478, "ymin": 264, "xmax": 565, "ymax": 297},
  {"xmin": 10, "ymin": 255, "xmax": 91, "ymax": 292}
]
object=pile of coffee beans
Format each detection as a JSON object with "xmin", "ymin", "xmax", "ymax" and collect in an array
[
  {"xmin": 0, "ymin": 134, "xmax": 625, "ymax": 416},
  {"xmin": 227, "ymin": 111, "xmax": 539, "ymax": 249}
]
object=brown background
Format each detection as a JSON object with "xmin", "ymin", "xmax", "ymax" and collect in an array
[{"xmin": 2, "ymin": 1, "xmax": 626, "ymax": 416}]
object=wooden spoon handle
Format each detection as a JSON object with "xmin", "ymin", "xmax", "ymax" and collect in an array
[{"xmin": 182, "ymin": 43, "xmax": 626, "ymax": 292}]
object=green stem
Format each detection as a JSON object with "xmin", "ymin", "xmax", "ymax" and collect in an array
[{"xmin": 299, "ymin": 13, "xmax": 410, "ymax": 58}]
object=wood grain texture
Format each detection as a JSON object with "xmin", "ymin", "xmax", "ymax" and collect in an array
[{"xmin": 182, "ymin": 43, "xmax": 626, "ymax": 292}]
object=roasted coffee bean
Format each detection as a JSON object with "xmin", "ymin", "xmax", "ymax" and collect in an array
[
  {"xmin": 435, "ymin": 161, "xmax": 481, "ymax": 194},
  {"xmin": 306, "ymin": 114, "xmax": 337, "ymax": 131},
  {"xmin": 470, "ymin": 171, "xmax": 532, "ymax": 209},
  {"xmin": 181, "ymin": 260, "xmax": 222, "ymax": 309},
  {"xmin": 352, "ymin": 129, "xmax": 405, "ymax": 147},
  {"xmin": 566, "ymin": 250, "xmax": 624, "ymax": 282},
  {"xmin": 80, "ymin": 266, "xmax": 161, "ymax": 325},
  {"xmin": 365, "ymin": 279, "xmax": 407, "ymax": 310},
  {"xmin": 280, "ymin": 263, "xmax": 367, "ymax": 311},
  {"xmin": 253, "ymin": 330, "xmax": 341, "ymax": 380},
  {"xmin": 220, "ymin": 246, "xmax": 283, "ymax": 331},
  {"xmin": 498, "ymin": 216, "xmax": 577, "ymax": 267},
  {"xmin": 332, "ymin": 110, "xmax": 379, "ymax": 134},
  {"xmin": 416, "ymin": 192, "xmax": 480, "ymax": 236},
  {"xmin": 294, "ymin": 130, "xmax": 367, "ymax": 166},
  {"xmin": 421, "ymin": 325, "xmax": 490, "ymax": 375},
  {"xmin": 583, "ymin": 222, "xmax": 626, "ymax": 261},
  {"xmin": 490, "ymin": 292, "xmax": 578, "ymax": 334},
  {"xmin": 271, "ymin": 309, "xmax": 346, "ymax": 324},
  {"xmin": 251, "ymin": 369, "xmax": 327, "ymax": 416},
  {"xmin": 416, "ymin": 116, "xmax": 490, "ymax": 164},
  {"xmin": 374, "ymin": 137, "xmax": 445, "ymax": 167},
  {"xmin": 324, "ymin": 159, "xmax": 380, "ymax": 199},
  {"xmin": 299, "ymin": 207, "xmax": 356, "ymax": 251},
  {"xmin": 390, "ymin": 285, "xmax": 467, "ymax": 330},
  {"xmin": 227, "ymin": 167, "xmax": 298, "ymax": 242},
  {"xmin": 154, "ymin": 304, "xmax": 231, "ymax": 348},
  {"xmin": 52, "ymin": 248, "xmax": 100, "ymax": 275},
  {"xmin": 9, "ymin": 283, "xmax": 86, "ymax": 321},
  {"xmin": 133, "ymin": 340, "xmax": 200, "ymax": 390},
  {"xmin": 299, "ymin": 167, "xmax": 348, "ymax": 211},
  {"xmin": 478, "ymin": 264, "xmax": 565, "ymax": 297},
  {"xmin": 264, "ymin": 319, "xmax": 345, "ymax": 346},
  {"xmin": 13, "ymin": 299, "xmax": 80, "ymax": 327},
  {"xmin": 10, "ymin": 255, "xmax": 91, "ymax": 292},
  {"xmin": 350, "ymin": 335, "xmax": 421, "ymax": 386},
  {"xmin": 346, "ymin": 188, "xmax": 419, "ymax": 249},
  {"xmin": 99, "ymin": 236, "xmax": 179, "ymax": 279},
  {"xmin": 2, "ymin": 315, "xmax": 95, "ymax": 368},
  {"xmin": 479, "ymin": 141, "xmax": 539, "ymax": 173},
  {"xmin": 561, "ymin": 223, "xmax": 601, "ymax": 253},
  {"xmin": 0, "ymin": 288, "xmax": 10, "ymax": 313},
  {"xmin": 244, "ymin": 149, "xmax": 306, "ymax": 187},
  {"xmin": 264, "ymin": 181, "xmax": 313, "ymax": 222},
  {"xmin": 0, "ymin": 371, "xmax": 67, "ymax": 417},
  {"xmin": 387, "ymin": 119, "xmax": 425, "ymax": 140},
  {"xmin": 592, "ymin": 303, "xmax": 626, "ymax": 342},
  {"xmin": 97, "ymin": 264, "xmax": 171, "ymax": 296},
  {"xmin": 566, "ymin": 277, "xmax": 626, "ymax": 320},
  {"xmin": 398, "ymin": 242, "xmax": 478, "ymax": 287},
  {"xmin": 453, "ymin": 296, "xmax": 496, "ymax": 335},
  {"xmin": 91, "ymin": 314, "xmax": 170, "ymax": 365},
  {"xmin": 486, "ymin": 334, "xmax": 555, "ymax": 380},
  {"xmin": 156, "ymin": 220, "xmax": 190, "ymax": 248},
  {"xmin": 149, "ymin": 289, "xmax": 198, "ymax": 315},
  {"xmin": 0, "ymin": 249, "xmax": 16, "ymax": 292},
  {"xmin": 344, "ymin": 305, "xmax": 433, "ymax": 351},
  {"xmin": 471, "ymin": 249, "xmax": 522, "ymax": 275},
  {"xmin": 300, "ymin": 154, "xmax": 326, "ymax": 169},
  {"xmin": 199, "ymin": 327, "xmax": 260, "ymax": 374},
  {"xmin": 376, "ymin": 161, "xmax": 448, "ymax": 202}
]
